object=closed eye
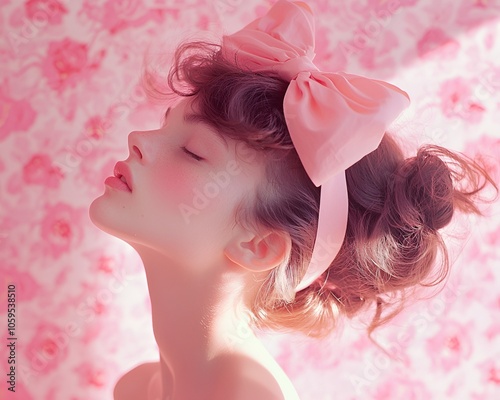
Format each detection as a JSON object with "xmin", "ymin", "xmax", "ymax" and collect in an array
[{"xmin": 182, "ymin": 146, "xmax": 204, "ymax": 161}]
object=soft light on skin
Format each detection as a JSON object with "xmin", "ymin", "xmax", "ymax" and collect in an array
[{"xmin": 89, "ymin": 97, "xmax": 294, "ymax": 399}]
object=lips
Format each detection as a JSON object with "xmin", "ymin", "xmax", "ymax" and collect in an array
[{"xmin": 113, "ymin": 161, "xmax": 133, "ymax": 191}]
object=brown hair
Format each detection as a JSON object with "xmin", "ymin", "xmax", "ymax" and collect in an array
[{"xmin": 142, "ymin": 39, "xmax": 498, "ymax": 351}]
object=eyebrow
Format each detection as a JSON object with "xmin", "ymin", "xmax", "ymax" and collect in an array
[{"xmin": 163, "ymin": 107, "xmax": 228, "ymax": 150}]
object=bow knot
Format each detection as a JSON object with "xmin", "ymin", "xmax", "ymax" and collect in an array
[{"xmin": 221, "ymin": 0, "xmax": 410, "ymax": 291}]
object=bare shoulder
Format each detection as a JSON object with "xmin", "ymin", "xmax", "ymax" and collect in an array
[
  {"xmin": 113, "ymin": 361, "xmax": 161, "ymax": 400},
  {"xmin": 207, "ymin": 353, "xmax": 299, "ymax": 400}
]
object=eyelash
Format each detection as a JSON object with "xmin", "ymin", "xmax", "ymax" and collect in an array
[{"xmin": 182, "ymin": 146, "xmax": 203, "ymax": 161}]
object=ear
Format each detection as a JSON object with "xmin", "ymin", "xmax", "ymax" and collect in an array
[{"xmin": 224, "ymin": 228, "xmax": 292, "ymax": 273}]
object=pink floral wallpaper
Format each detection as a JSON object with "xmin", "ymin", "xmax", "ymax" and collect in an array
[{"xmin": 1, "ymin": 0, "xmax": 499, "ymax": 399}]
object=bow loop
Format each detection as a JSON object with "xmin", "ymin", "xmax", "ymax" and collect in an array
[
  {"xmin": 222, "ymin": 1, "xmax": 316, "ymax": 80},
  {"xmin": 285, "ymin": 71, "xmax": 410, "ymax": 187}
]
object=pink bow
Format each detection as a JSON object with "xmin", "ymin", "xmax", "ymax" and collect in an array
[{"xmin": 222, "ymin": 0, "xmax": 410, "ymax": 292}]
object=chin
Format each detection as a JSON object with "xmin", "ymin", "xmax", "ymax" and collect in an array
[
  {"xmin": 88, "ymin": 199, "xmax": 111, "ymax": 234},
  {"xmin": 88, "ymin": 199, "xmax": 147, "ymax": 248},
  {"xmin": 88, "ymin": 196, "xmax": 124, "ymax": 237}
]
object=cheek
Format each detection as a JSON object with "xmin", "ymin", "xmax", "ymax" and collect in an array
[
  {"xmin": 150, "ymin": 166, "xmax": 233, "ymax": 247},
  {"xmin": 148, "ymin": 160, "xmax": 242, "ymax": 232},
  {"xmin": 152, "ymin": 167, "xmax": 197, "ymax": 207}
]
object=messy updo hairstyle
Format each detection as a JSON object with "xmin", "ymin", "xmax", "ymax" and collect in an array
[{"xmin": 142, "ymin": 39, "xmax": 498, "ymax": 351}]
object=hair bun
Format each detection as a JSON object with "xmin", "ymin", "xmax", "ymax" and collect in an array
[{"xmin": 387, "ymin": 146, "xmax": 454, "ymax": 232}]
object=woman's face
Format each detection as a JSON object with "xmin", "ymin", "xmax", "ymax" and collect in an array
[{"xmin": 89, "ymin": 97, "xmax": 264, "ymax": 272}]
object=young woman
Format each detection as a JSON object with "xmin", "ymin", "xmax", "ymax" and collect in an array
[{"xmin": 89, "ymin": 1, "xmax": 497, "ymax": 399}]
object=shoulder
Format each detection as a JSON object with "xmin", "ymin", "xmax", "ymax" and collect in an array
[
  {"xmin": 113, "ymin": 361, "xmax": 160, "ymax": 400},
  {"xmin": 207, "ymin": 353, "xmax": 286, "ymax": 400}
]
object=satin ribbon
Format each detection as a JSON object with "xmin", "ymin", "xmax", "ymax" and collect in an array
[{"xmin": 222, "ymin": 0, "xmax": 410, "ymax": 291}]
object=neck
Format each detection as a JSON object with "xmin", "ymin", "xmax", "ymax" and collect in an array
[{"xmin": 133, "ymin": 244, "xmax": 260, "ymax": 399}]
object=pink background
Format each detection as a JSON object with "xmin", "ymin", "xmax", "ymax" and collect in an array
[{"xmin": 1, "ymin": 0, "xmax": 500, "ymax": 399}]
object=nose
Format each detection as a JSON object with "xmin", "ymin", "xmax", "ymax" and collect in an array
[{"xmin": 127, "ymin": 131, "xmax": 144, "ymax": 161}]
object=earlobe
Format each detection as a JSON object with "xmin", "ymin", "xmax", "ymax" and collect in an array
[{"xmin": 224, "ymin": 230, "xmax": 291, "ymax": 273}]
